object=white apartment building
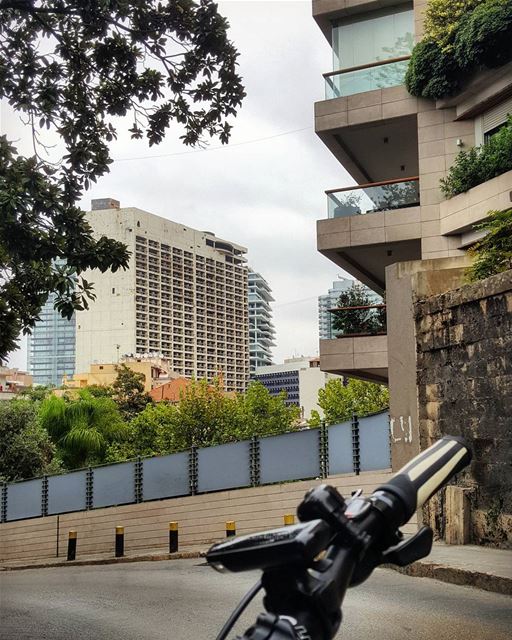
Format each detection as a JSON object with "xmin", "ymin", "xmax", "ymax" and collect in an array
[
  {"xmin": 75, "ymin": 199, "xmax": 249, "ymax": 393},
  {"xmin": 248, "ymin": 269, "xmax": 275, "ymax": 374},
  {"xmin": 253, "ymin": 357, "xmax": 342, "ymax": 421}
]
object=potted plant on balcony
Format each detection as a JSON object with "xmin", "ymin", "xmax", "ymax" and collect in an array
[{"xmin": 332, "ymin": 284, "xmax": 385, "ymax": 336}]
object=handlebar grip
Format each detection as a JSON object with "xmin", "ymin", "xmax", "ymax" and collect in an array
[{"xmin": 375, "ymin": 436, "xmax": 472, "ymax": 524}]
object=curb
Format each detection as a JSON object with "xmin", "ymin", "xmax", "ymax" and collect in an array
[
  {"xmin": 384, "ymin": 561, "xmax": 512, "ymax": 597},
  {"xmin": 3, "ymin": 554, "xmax": 511, "ymax": 597},
  {"xmin": 0, "ymin": 550, "xmax": 206, "ymax": 572}
]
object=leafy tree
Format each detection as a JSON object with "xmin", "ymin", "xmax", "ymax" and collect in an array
[
  {"xmin": 39, "ymin": 390, "xmax": 127, "ymax": 468},
  {"xmin": 0, "ymin": 0, "xmax": 244, "ymax": 360},
  {"xmin": 0, "ymin": 399, "xmax": 58, "ymax": 481},
  {"xmin": 466, "ymin": 209, "xmax": 512, "ymax": 282},
  {"xmin": 19, "ymin": 384, "xmax": 54, "ymax": 402},
  {"xmin": 331, "ymin": 284, "xmax": 385, "ymax": 336},
  {"xmin": 308, "ymin": 378, "xmax": 389, "ymax": 426},
  {"xmin": 233, "ymin": 381, "xmax": 300, "ymax": 441},
  {"xmin": 111, "ymin": 364, "xmax": 153, "ymax": 420},
  {"xmin": 106, "ymin": 379, "xmax": 300, "ymax": 462}
]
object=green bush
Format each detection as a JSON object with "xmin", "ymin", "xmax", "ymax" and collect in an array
[
  {"xmin": 466, "ymin": 209, "xmax": 512, "ymax": 281},
  {"xmin": 405, "ymin": 39, "xmax": 463, "ymax": 99},
  {"xmin": 423, "ymin": 0, "xmax": 486, "ymax": 52},
  {"xmin": 406, "ymin": 0, "xmax": 512, "ymax": 100},
  {"xmin": 455, "ymin": 0, "xmax": 512, "ymax": 69},
  {"xmin": 440, "ymin": 118, "xmax": 512, "ymax": 197}
]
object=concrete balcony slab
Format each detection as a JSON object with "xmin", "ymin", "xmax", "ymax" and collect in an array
[
  {"xmin": 440, "ymin": 170, "xmax": 512, "ymax": 236},
  {"xmin": 319, "ymin": 335, "xmax": 388, "ymax": 384}
]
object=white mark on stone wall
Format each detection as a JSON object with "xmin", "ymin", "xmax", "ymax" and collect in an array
[{"xmin": 390, "ymin": 416, "xmax": 413, "ymax": 443}]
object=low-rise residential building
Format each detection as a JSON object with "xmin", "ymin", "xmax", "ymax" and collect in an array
[
  {"xmin": 63, "ymin": 356, "xmax": 173, "ymax": 392},
  {"xmin": 0, "ymin": 367, "xmax": 33, "ymax": 399}
]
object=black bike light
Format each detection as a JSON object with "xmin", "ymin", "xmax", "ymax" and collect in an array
[{"xmin": 206, "ymin": 519, "xmax": 332, "ymax": 573}]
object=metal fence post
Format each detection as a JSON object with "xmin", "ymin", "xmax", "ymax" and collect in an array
[
  {"xmin": 189, "ymin": 446, "xmax": 198, "ymax": 495},
  {"xmin": 250, "ymin": 436, "xmax": 261, "ymax": 487},
  {"xmin": 320, "ymin": 421, "xmax": 329, "ymax": 479},
  {"xmin": 134, "ymin": 456, "xmax": 143, "ymax": 503},
  {"xmin": 1, "ymin": 483, "xmax": 7, "ymax": 523},
  {"xmin": 41, "ymin": 475, "xmax": 49, "ymax": 517},
  {"xmin": 351, "ymin": 414, "xmax": 360, "ymax": 475},
  {"xmin": 85, "ymin": 467, "xmax": 94, "ymax": 510}
]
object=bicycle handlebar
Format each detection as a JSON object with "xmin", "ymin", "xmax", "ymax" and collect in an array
[
  {"xmin": 374, "ymin": 436, "xmax": 471, "ymax": 525},
  {"xmin": 209, "ymin": 436, "xmax": 472, "ymax": 640}
]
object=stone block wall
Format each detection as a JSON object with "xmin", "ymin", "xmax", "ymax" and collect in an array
[{"xmin": 414, "ymin": 270, "xmax": 512, "ymax": 548}]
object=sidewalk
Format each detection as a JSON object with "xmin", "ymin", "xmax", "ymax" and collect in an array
[
  {"xmin": 2, "ymin": 542, "xmax": 511, "ymax": 596},
  {"xmin": 388, "ymin": 542, "xmax": 512, "ymax": 596}
]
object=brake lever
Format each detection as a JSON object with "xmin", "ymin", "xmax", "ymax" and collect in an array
[{"xmin": 381, "ymin": 526, "xmax": 433, "ymax": 566}]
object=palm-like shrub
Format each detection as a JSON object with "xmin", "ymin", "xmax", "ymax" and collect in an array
[
  {"xmin": 40, "ymin": 391, "xmax": 126, "ymax": 469},
  {"xmin": 466, "ymin": 209, "xmax": 512, "ymax": 281}
]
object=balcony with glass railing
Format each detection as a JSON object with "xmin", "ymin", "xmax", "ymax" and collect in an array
[
  {"xmin": 324, "ymin": 55, "xmax": 411, "ymax": 99},
  {"xmin": 326, "ymin": 176, "xmax": 419, "ymax": 219}
]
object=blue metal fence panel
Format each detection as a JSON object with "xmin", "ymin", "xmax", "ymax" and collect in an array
[
  {"xmin": 197, "ymin": 441, "xmax": 251, "ymax": 493},
  {"xmin": 327, "ymin": 421, "xmax": 353, "ymax": 475},
  {"xmin": 142, "ymin": 452, "xmax": 190, "ymax": 501},
  {"xmin": 92, "ymin": 462, "xmax": 135, "ymax": 509},
  {"xmin": 359, "ymin": 412, "xmax": 390, "ymax": 471},
  {"xmin": 48, "ymin": 470, "xmax": 87, "ymax": 515},
  {"xmin": 6, "ymin": 478, "xmax": 43, "ymax": 521},
  {"xmin": 260, "ymin": 429, "xmax": 320, "ymax": 485}
]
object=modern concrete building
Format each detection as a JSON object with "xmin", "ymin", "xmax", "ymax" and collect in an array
[
  {"xmin": 248, "ymin": 269, "xmax": 275, "ymax": 374},
  {"xmin": 27, "ymin": 262, "xmax": 76, "ymax": 386},
  {"xmin": 75, "ymin": 199, "xmax": 250, "ymax": 393},
  {"xmin": 253, "ymin": 357, "xmax": 341, "ymax": 421},
  {"xmin": 313, "ymin": 0, "xmax": 512, "ymax": 466},
  {"xmin": 318, "ymin": 276, "xmax": 353, "ymax": 340}
]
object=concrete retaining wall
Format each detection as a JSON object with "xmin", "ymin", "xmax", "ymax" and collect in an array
[{"xmin": 0, "ymin": 470, "xmax": 417, "ymax": 562}]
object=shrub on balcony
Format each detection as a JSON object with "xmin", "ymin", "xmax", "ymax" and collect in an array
[
  {"xmin": 406, "ymin": 0, "xmax": 512, "ymax": 100},
  {"xmin": 440, "ymin": 118, "xmax": 512, "ymax": 197},
  {"xmin": 423, "ymin": 0, "xmax": 485, "ymax": 52},
  {"xmin": 466, "ymin": 209, "xmax": 512, "ymax": 282},
  {"xmin": 332, "ymin": 284, "xmax": 385, "ymax": 336},
  {"xmin": 405, "ymin": 38, "xmax": 464, "ymax": 99},
  {"xmin": 454, "ymin": 0, "xmax": 512, "ymax": 69}
]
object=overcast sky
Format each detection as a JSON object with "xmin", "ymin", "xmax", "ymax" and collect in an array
[{"xmin": 3, "ymin": 0, "xmax": 354, "ymax": 371}]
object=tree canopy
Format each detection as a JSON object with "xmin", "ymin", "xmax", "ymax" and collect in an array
[
  {"xmin": 111, "ymin": 363, "xmax": 154, "ymax": 420},
  {"xmin": 0, "ymin": 398, "xmax": 58, "ymax": 481},
  {"xmin": 0, "ymin": 0, "xmax": 245, "ymax": 360},
  {"xmin": 309, "ymin": 378, "xmax": 389, "ymax": 426},
  {"xmin": 106, "ymin": 379, "xmax": 300, "ymax": 461}
]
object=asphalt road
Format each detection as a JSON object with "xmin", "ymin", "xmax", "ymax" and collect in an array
[{"xmin": 1, "ymin": 559, "xmax": 511, "ymax": 640}]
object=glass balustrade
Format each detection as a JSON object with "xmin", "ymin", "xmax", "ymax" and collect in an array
[
  {"xmin": 327, "ymin": 177, "xmax": 420, "ymax": 219},
  {"xmin": 325, "ymin": 57, "xmax": 410, "ymax": 99}
]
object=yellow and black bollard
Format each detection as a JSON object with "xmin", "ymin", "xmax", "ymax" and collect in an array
[
  {"xmin": 67, "ymin": 530, "xmax": 77, "ymax": 561},
  {"xmin": 169, "ymin": 521, "xmax": 179, "ymax": 553},
  {"xmin": 284, "ymin": 514, "xmax": 295, "ymax": 526},
  {"xmin": 115, "ymin": 525, "xmax": 124, "ymax": 557},
  {"xmin": 226, "ymin": 521, "xmax": 236, "ymax": 537}
]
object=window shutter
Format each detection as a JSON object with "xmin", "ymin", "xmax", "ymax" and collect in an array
[{"xmin": 482, "ymin": 96, "xmax": 512, "ymax": 133}]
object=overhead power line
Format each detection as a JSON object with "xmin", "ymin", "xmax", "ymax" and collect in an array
[{"xmin": 113, "ymin": 126, "xmax": 311, "ymax": 162}]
